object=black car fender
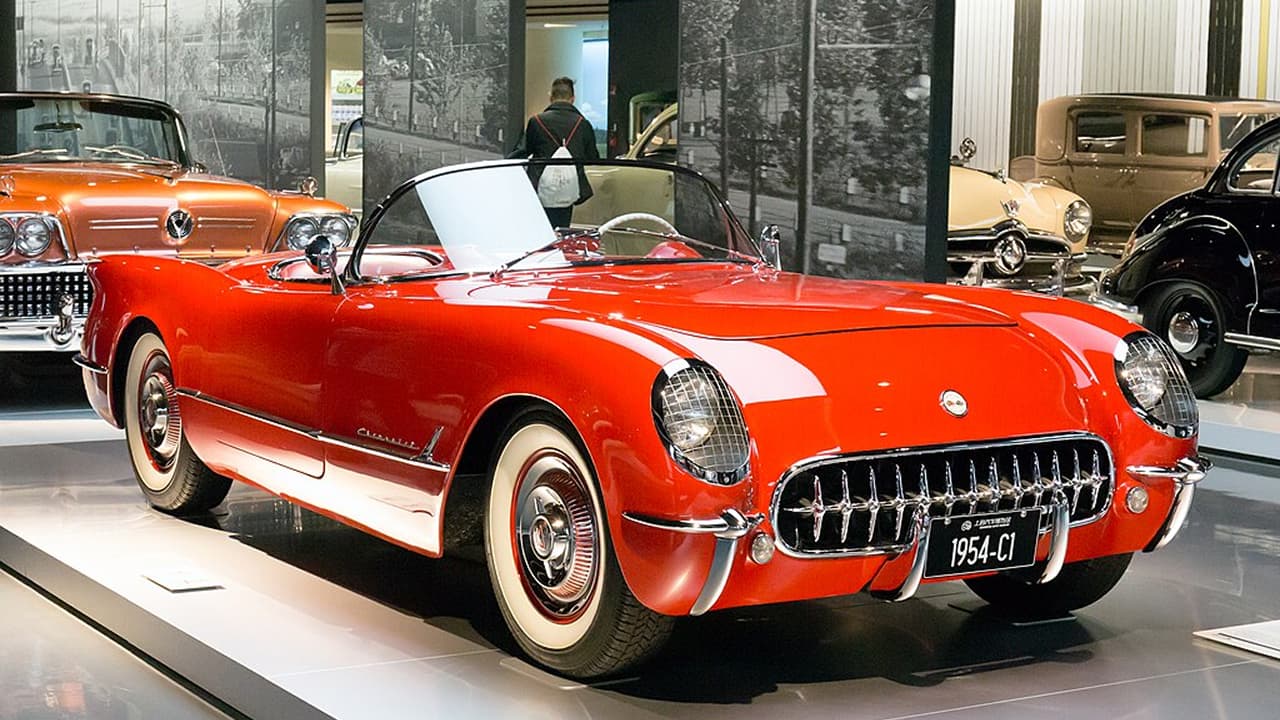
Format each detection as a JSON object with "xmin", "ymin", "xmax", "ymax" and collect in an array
[{"xmin": 1103, "ymin": 213, "xmax": 1257, "ymax": 332}]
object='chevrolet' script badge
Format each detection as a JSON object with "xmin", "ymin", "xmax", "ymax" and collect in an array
[
  {"xmin": 940, "ymin": 390, "xmax": 968, "ymax": 418},
  {"xmin": 166, "ymin": 209, "xmax": 194, "ymax": 240}
]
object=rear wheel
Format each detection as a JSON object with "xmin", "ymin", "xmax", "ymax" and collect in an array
[
  {"xmin": 483, "ymin": 409, "xmax": 673, "ymax": 678},
  {"xmin": 123, "ymin": 332, "xmax": 230, "ymax": 513},
  {"xmin": 964, "ymin": 552, "xmax": 1132, "ymax": 616},
  {"xmin": 1142, "ymin": 282, "xmax": 1247, "ymax": 398}
]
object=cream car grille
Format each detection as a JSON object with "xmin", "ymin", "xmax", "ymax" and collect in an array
[
  {"xmin": 0, "ymin": 271, "xmax": 93, "ymax": 321},
  {"xmin": 771, "ymin": 434, "xmax": 1113, "ymax": 556}
]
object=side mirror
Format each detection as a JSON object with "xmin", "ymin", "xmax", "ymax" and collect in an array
[
  {"xmin": 305, "ymin": 236, "xmax": 344, "ymax": 294},
  {"xmin": 758, "ymin": 224, "xmax": 782, "ymax": 271}
]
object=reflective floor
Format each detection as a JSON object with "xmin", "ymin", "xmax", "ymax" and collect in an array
[
  {"xmin": 0, "ymin": 563, "xmax": 229, "ymax": 720},
  {"xmin": 2, "ymin": 411, "xmax": 1280, "ymax": 718}
]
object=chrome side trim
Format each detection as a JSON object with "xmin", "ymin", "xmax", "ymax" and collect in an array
[
  {"xmin": 176, "ymin": 389, "xmax": 451, "ymax": 473},
  {"xmin": 1225, "ymin": 332, "xmax": 1280, "ymax": 352},
  {"xmin": 72, "ymin": 354, "xmax": 108, "ymax": 375},
  {"xmin": 623, "ymin": 509, "xmax": 763, "ymax": 616}
]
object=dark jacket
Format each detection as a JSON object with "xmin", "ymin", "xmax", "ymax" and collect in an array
[{"xmin": 509, "ymin": 102, "xmax": 599, "ymax": 204}]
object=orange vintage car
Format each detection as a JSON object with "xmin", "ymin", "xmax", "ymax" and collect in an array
[{"xmin": 0, "ymin": 92, "xmax": 355, "ymax": 354}]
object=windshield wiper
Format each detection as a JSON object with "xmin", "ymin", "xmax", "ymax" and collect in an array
[
  {"xmin": 0, "ymin": 148, "xmax": 72, "ymax": 162},
  {"xmin": 83, "ymin": 145, "xmax": 177, "ymax": 165},
  {"xmin": 489, "ymin": 231, "xmax": 600, "ymax": 280}
]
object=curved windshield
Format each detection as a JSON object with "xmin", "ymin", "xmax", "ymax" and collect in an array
[
  {"xmin": 0, "ymin": 97, "xmax": 184, "ymax": 165},
  {"xmin": 355, "ymin": 159, "xmax": 759, "ymax": 279}
]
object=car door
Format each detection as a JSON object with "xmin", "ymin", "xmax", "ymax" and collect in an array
[
  {"xmin": 1065, "ymin": 109, "xmax": 1139, "ymax": 246},
  {"xmin": 1131, "ymin": 112, "xmax": 1214, "ymax": 226},
  {"xmin": 195, "ymin": 264, "xmax": 343, "ymax": 478},
  {"xmin": 1213, "ymin": 136, "xmax": 1280, "ymax": 339}
]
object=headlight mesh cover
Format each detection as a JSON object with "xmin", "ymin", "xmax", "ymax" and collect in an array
[
  {"xmin": 655, "ymin": 362, "xmax": 750, "ymax": 482},
  {"xmin": 1118, "ymin": 333, "xmax": 1198, "ymax": 436}
]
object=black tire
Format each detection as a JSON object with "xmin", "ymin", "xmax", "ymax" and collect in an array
[
  {"xmin": 483, "ymin": 408, "xmax": 673, "ymax": 679},
  {"xmin": 964, "ymin": 552, "xmax": 1133, "ymax": 616},
  {"xmin": 123, "ymin": 332, "xmax": 231, "ymax": 514},
  {"xmin": 1142, "ymin": 281, "xmax": 1247, "ymax": 398}
]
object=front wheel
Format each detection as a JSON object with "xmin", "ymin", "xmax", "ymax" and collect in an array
[
  {"xmin": 1142, "ymin": 282, "xmax": 1247, "ymax": 398},
  {"xmin": 123, "ymin": 332, "xmax": 231, "ymax": 513},
  {"xmin": 483, "ymin": 409, "xmax": 673, "ymax": 678},
  {"xmin": 964, "ymin": 552, "xmax": 1133, "ymax": 616}
]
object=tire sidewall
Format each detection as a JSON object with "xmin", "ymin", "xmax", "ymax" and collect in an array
[
  {"xmin": 123, "ymin": 333, "xmax": 187, "ymax": 505},
  {"xmin": 484, "ymin": 411, "xmax": 620, "ymax": 667}
]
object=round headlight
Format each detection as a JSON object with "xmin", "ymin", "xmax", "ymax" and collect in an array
[
  {"xmin": 286, "ymin": 217, "xmax": 320, "ymax": 251},
  {"xmin": 1115, "ymin": 332, "xmax": 1198, "ymax": 438},
  {"xmin": 992, "ymin": 233, "xmax": 1027, "ymax": 276},
  {"xmin": 0, "ymin": 220, "xmax": 14, "ymax": 255},
  {"xmin": 15, "ymin": 217, "xmax": 51, "ymax": 257},
  {"xmin": 320, "ymin": 215, "xmax": 352, "ymax": 246},
  {"xmin": 1064, "ymin": 200, "xmax": 1092, "ymax": 243},
  {"xmin": 652, "ymin": 360, "xmax": 750, "ymax": 484}
]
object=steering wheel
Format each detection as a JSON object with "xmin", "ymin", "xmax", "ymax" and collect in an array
[{"xmin": 597, "ymin": 212, "xmax": 678, "ymax": 236}]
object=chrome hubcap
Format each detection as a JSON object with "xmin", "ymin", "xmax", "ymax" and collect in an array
[
  {"xmin": 515, "ymin": 454, "xmax": 598, "ymax": 620},
  {"xmin": 138, "ymin": 361, "xmax": 181, "ymax": 471},
  {"xmin": 1167, "ymin": 311, "xmax": 1201, "ymax": 354}
]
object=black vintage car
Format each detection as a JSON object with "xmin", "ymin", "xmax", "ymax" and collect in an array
[{"xmin": 1098, "ymin": 117, "xmax": 1280, "ymax": 398}]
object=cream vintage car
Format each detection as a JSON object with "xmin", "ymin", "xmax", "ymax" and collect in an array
[
  {"xmin": 325, "ymin": 117, "xmax": 363, "ymax": 218},
  {"xmin": 948, "ymin": 139, "xmax": 1093, "ymax": 295}
]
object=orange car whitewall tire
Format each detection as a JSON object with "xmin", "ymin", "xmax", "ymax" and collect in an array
[{"xmin": 483, "ymin": 409, "xmax": 672, "ymax": 678}]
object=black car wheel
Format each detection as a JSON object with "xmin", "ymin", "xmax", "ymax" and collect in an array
[{"xmin": 1142, "ymin": 282, "xmax": 1247, "ymax": 398}]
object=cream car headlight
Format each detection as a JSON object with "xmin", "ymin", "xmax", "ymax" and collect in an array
[
  {"xmin": 0, "ymin": 219, "xmax": 14, "ymax": 256},
  {"xmin": 1115, "ymin": 332, "xmax": 1198, "ymax": 438},
  {"xmin": 652, "ymin": 359, "xmax": 750, "ymax": 485},
  {"xmin": 1064, "ymin": 200, "xmax": 1092, "ymax": 243},
  {"xmin": 15, "ymin": 217, "xmax": 52, "ymax": 257}
]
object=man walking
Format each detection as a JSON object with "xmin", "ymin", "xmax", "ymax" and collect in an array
[{"xmin": 512, "ymin": 77, "xmax": 599, "ymax": 228}]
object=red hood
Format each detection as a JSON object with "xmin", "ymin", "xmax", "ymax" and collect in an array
[
  {"xmin": 1, "ymin": 163, "xmax": 278, "ymax": 259},
  {"xmin": 481, "ymin": 265, "xmax": 1016, "ymax": 339}
]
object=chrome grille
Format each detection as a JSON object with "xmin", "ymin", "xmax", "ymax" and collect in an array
[
  {"xmin": 772, "ymin": 434, "xmax": 1113, "ymax": 556},
  {"xmin": 0, "ymin": 271, "xmax": 92, "ymax": 321}
]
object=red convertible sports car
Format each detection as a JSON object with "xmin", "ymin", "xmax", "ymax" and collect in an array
[{"xmin": 78, "ymin": 159, "xmax": 1208, "ymax": 679}]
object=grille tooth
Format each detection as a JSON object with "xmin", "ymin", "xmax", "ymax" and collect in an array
[
  {"xmin": 773, "ymin": 435, "xmax": 1114, "ymax": 556},
  {"xmin": 0, "ymin": 270, "xmax": 92, "ymax": 321}
]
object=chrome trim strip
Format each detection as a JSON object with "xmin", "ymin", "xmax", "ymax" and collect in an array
[
  {"xmin": 623, "ymin": 509, "xmax": 762, "ymax": 616},
  {"xmin": 72, "ymin": 354, "xmax": 107, "ymax": 375},
  {"xmin": 1225, "ymin": 332, "xmax": 1280, "ymax": 351},
  {"xmin": 1037, "ymin": 499, "xmax": 1071, "ymax": 583},
  {"xmin": 0, "ymin": 261, "xmax": 90, "ymax": 276},
  {"xmin": 177, "ymin": 389, "xmax": 451, "ymax": 473}
]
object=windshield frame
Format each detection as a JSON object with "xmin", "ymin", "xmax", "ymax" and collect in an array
[
  {"xmin": 0, "ymin": 92, "xmax": 194, "ymax": 168},
  {"xmin": 343, "ymin": 157, "xmax": 760, "ymax": 285}
]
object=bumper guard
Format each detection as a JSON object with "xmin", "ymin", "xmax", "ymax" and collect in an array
[
  {"xmin": 1131, "ymin": 455, "xmax": 1211, "ymax": 552},
  {"xmin": 623, "ymin": 509, "xmax": 763, "ymax": 616}
]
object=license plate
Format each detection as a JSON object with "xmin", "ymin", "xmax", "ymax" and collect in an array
[{"xmin": 923, "ymin": 509, "xmax": 1042, "ymax": 579}]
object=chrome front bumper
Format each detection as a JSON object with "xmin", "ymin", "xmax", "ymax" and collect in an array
[
  {"xmin": 624, "ymin": 510, "xmax": 763, "ymax": 616},
  {"xmin": 1088, "ymin": 292, "xmax": 1142, "ymax": 323},
  {"xmin": 1132, "ymin": 455, "xmax": 1211, "ymax": 552},
  {"xmin": 950, "ymin": 252, "xmax": 1094, "ymax": 297},
  {"xmin": 0, "ymin": 316, "xmax": 84, "ymax": 351},
  {"xmin": 1, "ymin": 263, "xmax": 91, "ymax": 352}
]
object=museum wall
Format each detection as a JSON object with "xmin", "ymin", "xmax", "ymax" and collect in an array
[
  {"xmin": 608, "ymin": 0, "xmax": 678, "ymax": 156},
  {"xmin": 12, "ymin": 0, "xmax": 320, "ymax": 190},
  {"xmin": 953, "ymin": 0, "xmax": 1279, "ymax": 170},
  {"xmin": 678, "ymin": 0, "xmax": 935, "ymax": 281},
  {"xmin": 362, "ymin": 0, "xmax": 523, "ymax": 212}
]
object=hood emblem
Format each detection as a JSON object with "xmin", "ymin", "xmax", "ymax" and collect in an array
[
  {"xmin": 1000, "ymin": 199, "xmax": 1019, "ymax": 218},
  {"xmin": 940, "ymin": 390, "xmax": 968, "ymax": 418},
  {"xmin": 165, "ymin": 209, "xmax": 194, "ymax": 240}
]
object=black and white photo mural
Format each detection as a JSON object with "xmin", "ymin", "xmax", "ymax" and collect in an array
[
  {"xmin": 363, "ymin": 0, "xmax": 517, "ymax": 212},
  {"xmin": 679, "ymin": 0, "xmax": 935, "ymax": 280},
  {"xmin": 13, "ymin": 0, "xmax": 317, "ymax": 190}
]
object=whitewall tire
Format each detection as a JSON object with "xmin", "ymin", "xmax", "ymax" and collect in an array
[
  {"xmin": 484, "ymin": 409, "xmax": 672, "ymax": 678},
  {"xmin": 123, "ymin": 332, "xmax": 230, "ymax": 513}
]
